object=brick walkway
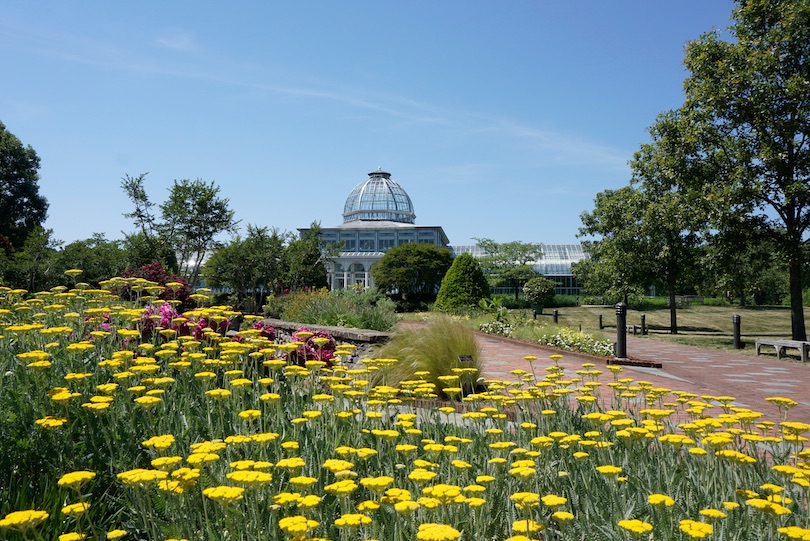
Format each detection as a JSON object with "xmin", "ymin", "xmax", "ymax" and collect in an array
[{"xmin": 475, "ymin": 331, "xmax": 810, "ymax": 424}]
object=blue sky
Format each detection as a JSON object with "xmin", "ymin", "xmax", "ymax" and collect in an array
[{"xmin": 2, "ymin": 1, "xmax": 735, "ymax": 247}]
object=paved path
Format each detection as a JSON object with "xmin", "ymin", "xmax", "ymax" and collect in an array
[{"xmin": 475, "ymin": 331, "xmax": 810, "ymax": 423}]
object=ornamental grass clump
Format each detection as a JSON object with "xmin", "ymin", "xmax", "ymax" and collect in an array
[
  {"xmin": 369, "ymin": 315, "xmax": 481, "ymax": 393},
  {"xmin": 4, "ymin": 275, "xmax": 810, "ymax": 540}
]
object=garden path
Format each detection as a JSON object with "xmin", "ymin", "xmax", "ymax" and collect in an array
[{"xmin": 474, "ymin": 331, "xmax": 810, "ymax": 424}]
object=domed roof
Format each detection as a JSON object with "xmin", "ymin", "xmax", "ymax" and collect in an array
[{"xmin": 342, "ymin": 169, "xmax": 415, "ymax": 224}]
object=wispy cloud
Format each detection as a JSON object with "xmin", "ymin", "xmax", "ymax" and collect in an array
[
  {"xmin": 3, "ymin": 19, "xmax": 628, "ymax": 171},
  {"xmin": 154, "ymin": 32, "xmax": 199, "ymax": 53}
]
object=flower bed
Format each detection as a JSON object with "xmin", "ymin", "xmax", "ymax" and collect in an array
[{"xmin": 0, "ymin": 279, "xmax": 809, "ymax": 540}]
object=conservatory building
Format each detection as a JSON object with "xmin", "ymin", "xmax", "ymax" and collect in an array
[{"xmin": 299, "ymin": 168, "xmax": 450, "ymax": 290}]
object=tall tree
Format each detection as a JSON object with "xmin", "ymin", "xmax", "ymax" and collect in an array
[
  {"xmin": 121, "ymin": 174, "xmax": 238, "ymax": 285},
  {"xmin": 370, "ymin": 242, "xmax": 452, "ymax": 305},
  {"xmin": 0, "ymin": 121, "xmax": 48, "ymax": 251},
  {"xmin": 160, "ymin": 178, "xmax": 238, "ymax": 286},
  {"xmin": 577, "ymin": 186, "xmax": 655, "ymax": 305},
  {"xmin": 473, "ymin": 238, "xmax": 543, "ymax": 302},
  {"xmin": 629, "ymin": 112, "xmax": 709, "ymax": 334},
  {"xmin": 9, "ymin": 227, "xmax": 61, "ymax": 291},
  {"xmin": 203, "ymin": 225, "xmax": 286, "ymax": 313},
  {"xmin": 283, "ymin": 223, "xmax": 330, "ymax": 291},
  {"xmin": 55, "ymin": 233, "xmax": 129, "ymax": 286},
  {"xmin": 681, "ymin": 0, "xmax": 810, "ymax": 340}
]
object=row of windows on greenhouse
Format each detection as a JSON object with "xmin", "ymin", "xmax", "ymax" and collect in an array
[{"xmin": 319, "ymin": 230, "xmax": 441, "ymax": 252}]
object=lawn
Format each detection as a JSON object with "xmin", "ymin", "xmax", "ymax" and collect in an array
[{"xmin": 528, "ymin": 304, "xmax": 810, "ymax": 354}]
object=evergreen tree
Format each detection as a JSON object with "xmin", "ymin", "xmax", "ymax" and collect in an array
[{"xmin": 434, "ymin": 253, "xmax": 490, "ymax": 311}]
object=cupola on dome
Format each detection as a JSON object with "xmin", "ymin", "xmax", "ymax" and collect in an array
[{"xmin": 342, "ymin": 168, "xmax": 415, "ymax": 224}]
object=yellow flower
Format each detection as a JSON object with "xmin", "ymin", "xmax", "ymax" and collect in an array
[
  {"xmin": 278, "ymin": 515, "xmax": 318, "ymax": 536},
  {"xmin": 552, "ymin": 511, "xmax": 575, "ymax": 522},
  {"xmin": 62, "ymin": 502, "xmax": 90, "ymax": 516},
  {"xmin": 289, "ymin": 476, "xmax": 317, "ymax": 487},
  {"xmin": 416, "ymin": 522, "xmax": 462, "ymax": 541},
  {"xmin": 226, "ymin": 470, "xmax": 273, "ymax": 485},
  {"xmin": 618, "ymin": 519, "xmax": 653, "ymax": 535},
  {"xmin": 745, "ymin": 498, "xmax": 791, "ymax": 515},
  {"xmin": 58, "ymin": 470, "xmax": 96, "ymax": 490},
  {"xmin": 187, "ymin": 453, "xmax": 220, "ymax": 465},
  {"xmin": 334, "ymin": 513, "xmax": 372, "ymax": 528},
  {"xmin": 106, "ymin": 529, "xmax": 127, "ymax": 539},
  {"xmin": 297, "ymin": 495, "xmax": 322, "ymax": 509},
  {"xmin": 778, "ymin": 526, "xmax": 810, "ymax": 540},
  {"xmin": 357, "ymin": 500, "xmax": 380, "ymax": 511},
  {"xmin": 0, "ymin": 509, "xmax": 49, "ymax": 531},
  {"xmin": 35, "ymin": 416, "xmax": 68, "ymax": 428},
  {"xmin": 134, "ymin": 395, "xmax": 162, "ymax": 408},
  {"xmin": 394, "ymin": 500, "xmax": 421, "ymax": 514},
  {"xmin": 542, "ymin": 494, "xmax": 567, "ymax": 507},
  {"xmin": 360, "ymin": 476, "xmax": 394, "ymax": 493},
  {"xmin": 276, "ymin": 457, "xmax": 306, "ymax": 470},
  {"xmin": 59, "ymin": 533, "xmax": 86, "ymax": 541},
  {"xmin": 699, "ymin": 508, "xmax": 726, "ymax": 520},
  {"xmin": 595, "ymin": 465, "xmax": 622, "ymax": 476},
  {"xmin": 512, "ymin": 519, "xmax": 544, "ymax": 533},
  {"xmin": 679, "ymin": 519, "xmax": 713, "ymax": 538},
  {"xmin": 409, "ymin": 468, "xmax": 438, "ymax": 483},
  {"xmin": 510, "ymin": 492, "xmax": 540, "ymax": 509},
  {"xmin": 238, "ymin": 409, "xmax": 261, "ymax": 420},
  {"xmin": 648, "ymin": 493, "xmax": 674, "ymax": 507},
  {"xmin": 202, "ymin": 485, "xmax": 245, "ymax": 504},
  {"xmin": 142, "ymin": 434, "xmax": 175, "ymax": 450},
  {"xmin": 117, "ymin": 468, "xmax": 168, "ymax": 488},
  {"xmin": 325, "ymin": 479, "xmax": 358, "ymax": 496}
]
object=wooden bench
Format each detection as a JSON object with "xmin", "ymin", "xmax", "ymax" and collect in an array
[{"xmin": 755, "ymin": 338, "xmax": 810, "ymax": 362}]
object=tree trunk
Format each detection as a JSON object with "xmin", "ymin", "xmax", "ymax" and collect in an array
[
  {"xmin": 668, "ymin": 270, "xmax": 678, "ymax": 335},
  {"xmin": 788, "ymin": 254, "xmax": 807, "ymax": 340}
]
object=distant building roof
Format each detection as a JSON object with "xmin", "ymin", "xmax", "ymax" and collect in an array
[{"xmin": 343, "ymin": 169, "xmax": 415, "ymax": 224}]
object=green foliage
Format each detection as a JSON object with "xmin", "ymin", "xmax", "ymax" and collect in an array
[
  {"xmin": 370, "ymin": 243, "xmax": 452, "ymax": 310},
  {"xmin": 0, "ymin": 121, "xmax": 48, "ymax": 251},
  {"xmin": 121, "ymin": 232, "xmax": 179, "ymax": 273},
  {"xmin": 680, "ymin": 0, "xmax": 810, "ymax": 339},
  {"xmin": 121, "ymin": 173, "xmax": 238, "ymax": 285},
  {"xmin": 576, "ymin": 188, "xmax": 652, "ymax": 304},
  {"xmin": 473, "ymin": 238, "xmax": 542, "ymax": 302},
  {"xmin": 537, "ymin": 326, "xmax": 615, "ymax": 357},
  {"xmin": 0, "ymin": 227, "xmax": 61, "ymax": 291},
  {"xmin": 370, "ymin": 316, "xmax": 481, "ymax": 393},
  {"xmin": 268, "ymin": 288, "xmax": 397, "ymax": 331},
  {"xmin": 552, "ymin": 295, "xmax": 580, "ymax": 308},
  {"xmin": 434, "ymin": 253, "xmax": 490, "ymax": 311},
  {"xmin": 203, "ymin": 225, "xmax": 286, "ymax": 313},
  {"xmin": 702, "ymin": 297, "xmax": 731, "ymax": 307},
  {"xmin": 523, "ymin": 276, "xmax": 557, "ymax": 308},
  {"xmin": 283, "ymin": 223, "xmax": 329, "ymax": 291},
  {"xmin": 54, "ymin": 234, "xmax": 128, "ymax": 286}
]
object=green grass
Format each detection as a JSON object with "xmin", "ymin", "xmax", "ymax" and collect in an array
[
  {"xmin": 530, "ymin": 304, "xmax": 810, "ymax": 354},
  {"xmin": 405, "ymin": 304, "xmax": 810, "ymax": 355}
]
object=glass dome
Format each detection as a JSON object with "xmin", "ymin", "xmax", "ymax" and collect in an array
[{"xmin": 342, "ymin": 169, "xmax": 415, "ymax": 223}]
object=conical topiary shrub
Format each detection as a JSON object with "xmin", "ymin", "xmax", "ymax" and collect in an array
[{"xmin": 434, "ymin": 253, "xmax": 491, "ymax": 311}]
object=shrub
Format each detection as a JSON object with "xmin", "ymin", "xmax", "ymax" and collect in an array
[
  {"xmin": 370, "ymin": 316, "xmax": 481, "ymax": 395},
  {"xmin": 702, "ymin": 296, "xmax": 731, "ymax": 306},
  {"xmin": 523, "ymin": 276, "xmax": 557, "ymax": 308},
  {"xmin": 551, "ymin": 295, "xmax": 580, "ymax": 307},
  {"xmin": 267, "ymin": 288, "xmax": 397, "ymax": 332},
  {"xmin": 434, "ymin": 253, "xmax": 490, "ymax": 311},
  {"xmin": 538, "ymin": 326, "xmax": 615, "ymax": 356}
]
